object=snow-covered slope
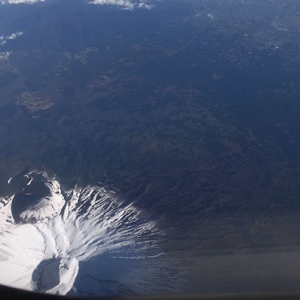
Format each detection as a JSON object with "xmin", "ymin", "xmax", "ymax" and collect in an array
[{"xmin": 0, "ymin": 171, "xmax": 181, "ymax": 296}]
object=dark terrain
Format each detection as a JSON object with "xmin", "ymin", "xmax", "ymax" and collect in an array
[{"xmin": 1, "ymin": 0, "xmax": 300, "ymax": 280}]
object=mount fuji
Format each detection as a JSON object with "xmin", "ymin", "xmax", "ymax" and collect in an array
[{"xmin": 0, "ymin": 171, "xmax": 182, "ymax": 296}]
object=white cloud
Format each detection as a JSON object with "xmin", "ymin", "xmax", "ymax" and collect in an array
[
  {"xmin": 137, "ymin": 2, "xmax": 152, "ymax": 9},
  {"xmin": 91, "ymin": 0, "xmax": 134, "ymax": 10},
  {"xmin": 0, "ymin": 0, "xmax": 45, "ymax": 4},
  {"xmin": 0, "ymin": 31, "xmax": 23, "ymax": 46},
  {"xmin": 7, "ymin": 31, "xmax": 23, "ymax": 39},
  {"xmin": 0, "ymin": 51, "xmax": 11, "ymax": 60},
  {"xmin": 90, "ymin": 0, "xmax": 153, "ymax": 10},
  {"xmin": 0, "ymin": 0, "xmax": 153, "ymax": 9}
]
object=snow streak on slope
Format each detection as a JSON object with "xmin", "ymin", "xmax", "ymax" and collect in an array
[{"xmin": 0, "ymin": 172, "xmax": 182, "ymax": 296}]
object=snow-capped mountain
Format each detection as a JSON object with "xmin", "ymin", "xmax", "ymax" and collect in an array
[{"xmin": 0, "ymin": 171, "xmax": 182, "ymax": 296}]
